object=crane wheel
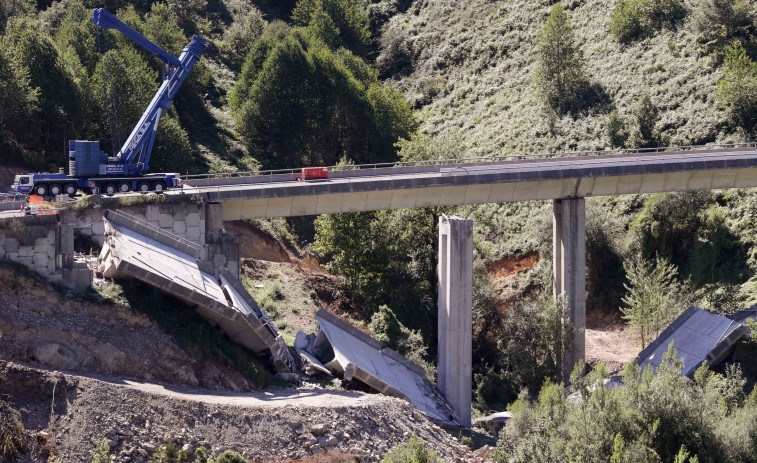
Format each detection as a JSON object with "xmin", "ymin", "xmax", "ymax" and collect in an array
[
  {"xmin": 118, "ymin": 182, "xmax": 131, "ymax": 193},
  {"xmin": 137, "ymin": 182, "xmax": 150, "ymax": 193},
  {"xmin": 34, "ymin": 184, "xmax": 48, "ymax": 196},
  {"xmin": 152, "ymin": 182, "xmax": 165, "ymax": 192},
  {"xmin": 64, "ymin": 184, "xmax": 77, "ymax": 196},
  {"xmin": 49, "ymin": 184, "xmax": 62, "ymax": 196},
  {"xmin": 103, "ymin": 184, "xmax": 117, "ymax": 195}
]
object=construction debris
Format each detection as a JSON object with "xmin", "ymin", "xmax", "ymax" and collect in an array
[
  {"xmin": 97, "ymin": 209, "xmax": 295, "ymax": 374},
  {"xmin": 296, "ymin": 310, "xmax": 461, "ymax": 426}
]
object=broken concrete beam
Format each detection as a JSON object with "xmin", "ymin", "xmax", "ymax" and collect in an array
[
  {"xmin": 637, "ymin": 306, "xmax": 747, "ymax": 377},
  {"xmin": 314, "ymin": 309, "xmax": 460, "ymax": 425},
  {"xmin": 98, "ymin": 209, "xmax": 295, "ymax": 375}
]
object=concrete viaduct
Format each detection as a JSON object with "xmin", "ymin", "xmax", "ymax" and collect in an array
[{"xmin": 156, "ymin": 146, "xmax": 757, "ymax": 426}]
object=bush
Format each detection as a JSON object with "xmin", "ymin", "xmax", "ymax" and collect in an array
[
  {"xmin": 222, "ymin": 7, "xmax": 266, "ymax": 71},
  {"xmin": 215, "ymin": 450, "xmax": 249, "ymax": 463},
  {"xmin": 695, "ymin": 0, "xmax": 756, "ymax": 52},
  {"xmin": 609, "ymin": 0, "xmax": 647, "ymax": 43},
  {"xmin": 382, "ymin": 435, "xmax": 438, "ymax": 463},
  {"xmin": 629, "ymin": 94, "xmax": 660, "ymax": 148},
  {"xmin": 493, "ymin": 343, "xmax": 757, "ymax": 463},
  {"xmin": 0, "ymin": 400, "xmax": 25, "ymax": 461},
  {"xmin": 368, "ymin": 305, "xmax": 434, "ymax": 378},
  {"xmin": 606, "ymin": 110, "xmax": 629, "ymax": 148},
  {"xmin": 609, "ymin": 0, "xmax": 686, "ymax": 43}
]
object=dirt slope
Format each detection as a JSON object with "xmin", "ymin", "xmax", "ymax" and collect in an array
[{"xmin": 0, "ymin": 361, "xmax": 483, "ymax": 463}]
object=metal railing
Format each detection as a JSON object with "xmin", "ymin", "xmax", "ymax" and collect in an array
[{"xmin": 181, "ymin": 142, "xmax": 757, "ymax": 183}]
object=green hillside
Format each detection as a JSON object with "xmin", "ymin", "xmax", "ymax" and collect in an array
[
  {"xmin": 2, "ymin": 2, "xmax": 757, "ymax": 457},
  {"xmin": 383, "ymin": 0, "xmax": 747, "ymax": 154}
]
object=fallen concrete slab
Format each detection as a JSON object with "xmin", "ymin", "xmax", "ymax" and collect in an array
[
  {"xmin": 637, "ymin": 306, "xmax": 748, "ymax": 377},
  {"xmin": 473, "ymin": 411, "xmax": 511, "ymax": 438},
  {"xmin": 305, "ymin": 309, "xmax": 460, "ymax": 426},
  {"xmin": 98, "ymin": 209, "xmax": 295, "ymax": 374}
]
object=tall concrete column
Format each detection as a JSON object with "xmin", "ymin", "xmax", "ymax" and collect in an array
[
  {"xmin": 438, "ymin": 215, "xmax": 472, "ymax": 428},
  {"xmin": 553, "ymin": 198, "xmax": 586, "ymax": 380}
]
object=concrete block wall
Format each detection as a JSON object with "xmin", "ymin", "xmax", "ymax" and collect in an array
[
  {"xmin": 61, "ymin": 200, "xmax": 239, "ymax": 279},
  {"xmin": 0, "ymin": 214, "xmax": 90, "ymax": 290},
  {"xmin": 61, "ymin": 202, "xmax": 206, "ymax": 256},
  {"xmin": 0, "ymin": 223, "xmax": 57, "ymax": 277}
]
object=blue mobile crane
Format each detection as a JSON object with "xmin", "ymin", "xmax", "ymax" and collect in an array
[{"xmin": 12, "ymin": 8, "xmax": 209, "ymax": 197}]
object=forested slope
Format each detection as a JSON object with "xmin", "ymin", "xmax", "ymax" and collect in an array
[{"xmin": 2, "ymin": 0, "xmax": 757, "ymax": 424}]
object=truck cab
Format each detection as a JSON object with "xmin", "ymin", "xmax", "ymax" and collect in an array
[{"xmin": 11, "ymin": 175, "xmax": 32, "ymax": 194}]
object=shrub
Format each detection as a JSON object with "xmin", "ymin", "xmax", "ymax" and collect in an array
[
  {"xmin": 629, "ymin": 94, "xmax": 660, "ymax": 148},
  {"xmin": 716, "ymin": 41, "xmax": 757, "ymax": 134},
  {"xmin": 382, "ymin": 435, "xmax": 438, "ymax": 463},
  {"xmin": 368, "ymin": 305, "xmax": 434, "ymax": 378},
  {"xmin": 0, "ymin": 400, "xmax": 25, "ymax": 461},
  {"xmin": 376, "ymin": 27, "xmax": 413, "ymax": 78},
  {"xmin": 222, "ymin": 7, "xmax": 266, "ymax": 71},
  {"xmin": 89, "ymin": 439, "xmax": 110, "ymax": 463},
  {"xmin": 606, "ymin": 110, "xmax": 629, "ymax": 148},
  {"xmin": 215, "ymin": 450, "xmax": 249, "ymax": 463},
  {"xmin": 492, "ymin": 343, "xmax": 754, "ymax": 463},
  {"xmin": 609, "ymin": 0, "xmax": 647, "ymax": 43},
  {"xmin": 610, "ymin": 0, "xmax": 686, "ymax": 43},
  {"xmin": 695, "ymin": 0, "xmax": 756, "ymax": 52}
]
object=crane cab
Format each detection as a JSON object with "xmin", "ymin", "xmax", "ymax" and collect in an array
[{"xmin": 11, "ymin": 175, "xmax": 32, "ymax": 193}]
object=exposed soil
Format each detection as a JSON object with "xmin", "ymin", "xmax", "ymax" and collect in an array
[
  {"xmin": 0, "ymin": 162, "xmax": 28, "ymax": 191},
  {"xmin": 486, "ymin": 251, "xmax": 638, "ymax": 371},
  {"xmin": 0, "ymin": 266, "xmax": 256, "ymax": 392},
  {"xmin": 585, "ymin": 309, "xmax": 639, "ymax": 371},
  {"xmin": 242, "ymin": 258, "xmax": 359, "ymax": 344},
  {"xmin": 226, "ymin": 221, "xmax": 323, "ymax": 272},
  {"xmin": 0, "ymin": 360, "xmax": 486, "ymax": 463}
]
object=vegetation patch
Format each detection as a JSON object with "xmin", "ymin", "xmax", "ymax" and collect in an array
[
  {"xmin": 0, "ymin": 399, "xmax": 26, "ymax": 462},
  {"xmin": 97, "ymin": 280, "xmax": 284, "ymax": 388}
]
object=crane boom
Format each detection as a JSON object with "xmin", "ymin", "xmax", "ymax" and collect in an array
[
  {"xmin": 92, "ymin": 8, "xmax": 209, "ymax": 174},
  {"xmin": 10, "ymin": 9, "xmax": 210, "ymax": 197}
]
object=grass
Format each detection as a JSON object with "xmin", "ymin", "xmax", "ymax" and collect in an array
[
  {"xmin": 0, "ymin": 400, "xmax": 26, "ymax": 462},
  {"xmin": 97, "ymin": 280, "xmax": 286, "ymax": 388}
]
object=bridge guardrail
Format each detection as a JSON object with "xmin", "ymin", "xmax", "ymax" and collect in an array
[{"xmin": 181, "ymin": 142, "xmax": 757, "ymax": 184}]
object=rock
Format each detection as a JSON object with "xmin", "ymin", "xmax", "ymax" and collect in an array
[
  {"xmin": 181, "ymin": 443, "xmax": 193, "ymax": 453},
  {"xmin": 108, "ymin": 439, "xmax": 118, "ymax": 448},
  {"xmin": 34, "ymin": 343, "xmax": 75, "ymax": 369},
  {"xmin": 142, "ymin": 443, "xmax": 156, "ymax": 452},
  {"xmin": 310, "ymin": 423, "xmax": 328, "ymax": 436},
  {"xmin": 324, "ymin": 436, "xmax": 339, "ymax": 447}
]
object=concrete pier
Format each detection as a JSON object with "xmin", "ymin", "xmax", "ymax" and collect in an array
[
  {"xmin": 553, "ymin": 198, "xmax": 586, "ymax": 379},
  {"xmin": 437, "ymin": 215, "xmax": 472, "ymax": 428}
]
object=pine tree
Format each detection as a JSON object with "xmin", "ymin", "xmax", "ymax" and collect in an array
[
  {"xmin": 535, "ymin": 3, "xmax": 584, "ymax": 114},
  {"xmin": 717, "ymin": 41, "xmax": 757, "ymax": 134}
]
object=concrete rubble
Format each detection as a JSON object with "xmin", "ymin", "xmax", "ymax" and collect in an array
[
  {"xmin": 295, "ymin": 309, "xmax": 461, "ymax": 426},
  {"xmin": 472, "ymin": 411, "xmax": 512, "ymax": 438},
  {"xmin": 637, "ymin": 305, "xmax": 748, "ymax": 377},
  {"xmin": 97, "ymin": 209, "xmax": 294, "ymax": 374}
]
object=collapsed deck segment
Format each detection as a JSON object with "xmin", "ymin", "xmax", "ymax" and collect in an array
[{"xmin": 98, "ymin": 209, "xmax": 294, "ymax": 373}]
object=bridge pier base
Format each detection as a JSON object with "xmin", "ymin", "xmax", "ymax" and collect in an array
[
  {"xmin": 438, "ymin": 215, "xmax": 472, "ymax": 428},
  {"xmin": 553, "ymin": 198, "xmax": 586, "ymax": 381}
]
